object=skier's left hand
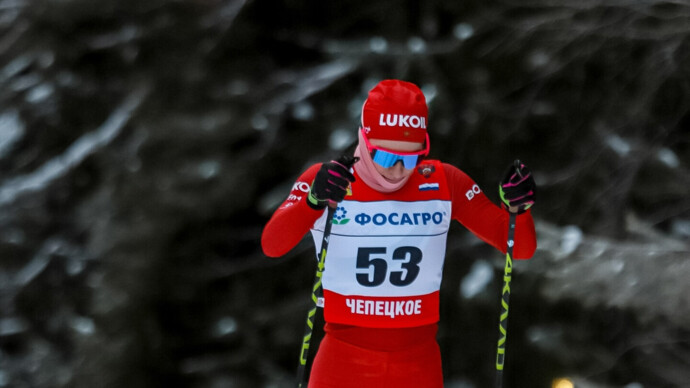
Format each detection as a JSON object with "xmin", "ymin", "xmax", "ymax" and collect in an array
[{"xmin": 499, "ymin": 161, "xmax": 536, "ymax": 214}]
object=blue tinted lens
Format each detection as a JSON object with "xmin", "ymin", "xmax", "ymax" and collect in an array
[
  {"xmin": 371, "ymin": 150, "xmax": 397, "ymax": 167},
  {"xmin": 401, "ymin": 155, "xmax": 419, "ymax": 169},
  {"xmin": 372, "ymin": 150, "xmax": 419, "ymax": 169}
]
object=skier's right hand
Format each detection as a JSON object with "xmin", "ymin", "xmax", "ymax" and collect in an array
[
  {"xmin": 499, "ymin": 160, "xmax": 536, "ymax": 214},
  {"xmin": 307, "ymin": 157, "xmax": 356, "ymax": 210}
]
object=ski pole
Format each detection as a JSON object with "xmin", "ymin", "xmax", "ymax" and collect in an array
[
  {"xmin": 495, "ymin": 210, "xmax": 516, "ymax": 387},
  {"xmin": 296, "ymin": 204, "xmax": 334, "ymax": 388},
  {"xmin": 296, "ymin": 157, "xmax": 357, "ymax": 388},
  {"xmin": 495, "ymin": 159, "xmax": 521, "ymax": 388}
]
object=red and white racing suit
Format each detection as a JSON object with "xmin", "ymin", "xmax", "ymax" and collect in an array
[{"xmin": 262, "ymin": 160, "xmax": 537, "ymax": 388}]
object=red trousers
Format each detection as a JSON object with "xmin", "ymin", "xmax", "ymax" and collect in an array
[{"xmin": 308, "ymin": 324, "xmax": 443, "ymax": 388}]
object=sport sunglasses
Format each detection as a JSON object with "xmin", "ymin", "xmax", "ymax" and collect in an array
[{"xmin": 361, "ymin": 128, "xmax": 430, "ymax": 169}]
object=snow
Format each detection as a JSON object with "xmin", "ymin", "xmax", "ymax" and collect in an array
[
  {"xmin": 25, "ymin": 82, "xmax": 54, "ymax": 103},
  {"xmin": 0, "ymin": 317, "xmax": 28, "ymax": 336},
  {"xmin": 0, "ymin": 370, "xmax": 8, "ymax": 387},
  {"xmin": 0, "ymin": 55, "xmax": 32, "ymax": 81},
  {"xmin": 671, "ymin": 219, "xmax": 690, "ymax": 238},
  {"xmin": 291, "ymin": 102, "xmax": 315, "ymax": 121},
  {"xmin": 460, "ymin": 260, "xmax": 493, "ymax": 299},
  {"xmin": 453, "ymin": 23, "xmax": 474, "ymax": 40},
  {"xmin": 69, "ymin": 317, "xmax": 95, "ymax": 335},
  {"xmin": 559, "ymin": 225, "xmax": 583, "ymax": 257},
  {"xmin": 605, "ymin": 134, "xmax": 632, "ymax": 156},
  {"xmin": 407, "ymin": 37, "xmax": 426, "ymax": 53},
  {"xmin": 534, "ymin": 220, "xmax": 690, "ymax": 328},
  {"xmin": 13, "ymin": 244, "xmax": 52, "ymax": 287},
  {"xmin": 251, "ymin": 114, "xmax": 269, "ymax": 130},
  {"xmin": 0, "ymin": 110, "xmax": 24, "ymax": 158},
  {"xmin": 329, "ymin": 128, "xmax": 355, "ymax": 151},
  {"xmin": 214, "ymin": 317, "xmax": 238, "ymax": 337},
  {"xmin": 422, "ymin": 84, "xmax": 438, "ymax": 103},
  {"xmin": 0, "ymin": 87, "xmax": 148, "ymax": 206},
  {"xmin": 657, "ymin": 147, "xmax": 679, "ymax": 168},
  {"xmin": 529, "ymin": 50, "xmax": 550, "ymax": 68},
  {"xmin": 197, "ymin": 160, "xmax": 221, "ymax": 180},
  {"xmin": 87, "ymin": 25, "xmax": 139, "ymax": 49},
  {"xmin": 369, "ymin": 37, "xmax": 388, "ymax": 53}
]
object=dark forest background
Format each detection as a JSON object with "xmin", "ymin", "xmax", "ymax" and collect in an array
[{"xmin": 0, "ymin": 0, "xmax": 689, "ymax": 387}]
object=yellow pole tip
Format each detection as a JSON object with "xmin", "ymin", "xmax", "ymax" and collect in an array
[{"xmin": 552, "ymin": 378, "xmax": 574, "ymax": 388}]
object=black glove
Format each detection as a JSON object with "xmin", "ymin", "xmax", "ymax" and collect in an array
[
  {"xmin": 307, "ymin": 156, "xmax": 357, "ymax": 210},
  {"xmin": 499, "ymin": 160, "xmax": 536, "ymax": 214}
]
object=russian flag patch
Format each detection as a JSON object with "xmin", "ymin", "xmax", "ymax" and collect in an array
[{"xmin": 418, "ymin": 183, "xmax": 439, "ymax": 191}]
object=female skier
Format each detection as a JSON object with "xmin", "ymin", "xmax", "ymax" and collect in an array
[{"xmin": 261, "ymin": 79, "xmax": 537, "ymax": 387}]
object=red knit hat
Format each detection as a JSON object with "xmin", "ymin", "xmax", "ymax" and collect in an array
[{"xmin": 361, "ymin": 80, "xmax": 428, "ymax": 143}]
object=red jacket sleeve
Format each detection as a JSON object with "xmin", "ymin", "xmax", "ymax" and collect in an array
[
  {"xmin": 261, "ymin": 164, "xmax": 325, "ymax": 257},
  {"xmin": 444, "ymin": 163, "xmax": 536, "ymax": 259}
]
